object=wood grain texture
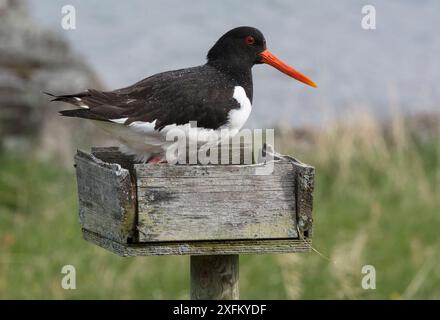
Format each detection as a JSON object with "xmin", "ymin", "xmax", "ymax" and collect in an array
[
  {"xmin": 75, "ymin": 150, "xmax": 136, "ymax": 243},
  {"xmin": 294, "ymin": 160, "xmax": 315, "ymax": 235},
  {"xmin": 135, "ymin": 160, "xmax": 298, "ymax": 242},
  {"xmin": 191, "ymin": 255, "xmax": 239, "ymax": 300},
  {"xmin": 91, "ymin": 146, "xmax": 136, "ymax": 176},
  {"xmin": 75, "ymin": 147, "xmax": 314, "ymax": 256},
  {"xmin": 82, "ymin": 229, "xmax": 311, "ymax": 256}
]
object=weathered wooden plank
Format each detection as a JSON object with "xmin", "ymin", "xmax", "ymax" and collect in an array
[
  {"xmin": 191, "ymin": 255, "xmax": 239, "ymax": 300},
  {"xmin": 136, "ymin": 174, "xmax": 295, "ymax": 189},
  {"xmin": 134, "ymin": 160, "xmax": 293, "ymax": 177},
  {"xmin": 75, "ymin": 150, "xmax": 136, "ymax": 243},
  {"xmin": 91, "ymin": 146, "xmax": 136, "ymax": 176},
  {"xmin": 258, "ymin": 148, "xmax": 314, "ymax": 237},
  {"xmin": 136, "ymin": 161, "xmax": 298, "ymax": 242},
  {"xmin": 176, "ymin": 143, "xmax": 256, "ymax": 165},
  {"xmin": 91, "ymin": 144, "xmax": 256, "ymax": 165},
  {"xmin": 294, "ymin": 161, "xmax": 315, "ymax": 235},
  {"xmin": 82, "ymin": 229, "xmax": 311, "ymax": 256}
]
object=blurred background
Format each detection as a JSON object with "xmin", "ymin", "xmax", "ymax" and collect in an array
[{"xmin": 0, "ymin": 0, "xmax": 439, "ymax": 299}]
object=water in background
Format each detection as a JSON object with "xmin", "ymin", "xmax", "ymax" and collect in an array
[{"xmin": 28, "ymin": 0, "xmax": 440, "ymax": 128}]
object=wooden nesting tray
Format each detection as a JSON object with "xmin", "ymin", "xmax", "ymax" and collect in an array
[{"xmin": 74, "ymin": 147, "xmax": 314, "ymax": 256}]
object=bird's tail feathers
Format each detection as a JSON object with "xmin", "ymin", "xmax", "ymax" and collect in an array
[
  {"xmin": 58, "ymin": 109, "xmax": 109, "ymax": 122},
  {"xmin": 44, "ymin": 91, "xmax": 90, "ymax": 108}
]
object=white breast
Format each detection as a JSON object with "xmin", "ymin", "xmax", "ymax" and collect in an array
[{"xmin": 225, "ymin": 86, "xmax": 252, "ymax": 135}]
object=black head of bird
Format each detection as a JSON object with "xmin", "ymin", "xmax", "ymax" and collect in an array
[{"xmin": 207, "ymin": 26, "xmax": 317, "ymax": 88}]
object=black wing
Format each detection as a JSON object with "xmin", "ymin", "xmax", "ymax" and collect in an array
[{"xmin": 52, "ymin": 65, "xmax": 242, "ymax": 130}]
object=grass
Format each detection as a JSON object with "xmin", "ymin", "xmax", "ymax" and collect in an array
[{"xmin": 0, "ymin": 112, "xmax": 439, "ymax": 299}]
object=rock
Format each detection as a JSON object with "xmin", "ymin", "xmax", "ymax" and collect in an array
[{"xmin": 0, "ymin": 0, "xmax": 105, "ymax": 164}]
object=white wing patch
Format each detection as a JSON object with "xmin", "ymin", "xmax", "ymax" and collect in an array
[
  {"xmin": 110, "ymin": 117, "xmax": 129, "ymax": 124},
  {"xmin": 74, "ymin": 97, "xmax": 89, "ymax": 109},
  {"xmin": 128, "ymin": 120, "xmax": 157, "ymax": 133}
]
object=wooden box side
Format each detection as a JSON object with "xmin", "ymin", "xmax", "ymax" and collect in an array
[
  {"xmin": 82, "ymin": 229, "xmax": 311, "ymax": 257},
  {"xmin": 294, "ymin": 161, "xmax": 315, "ymax": 237},
  {"xmin": 135, "ymin": 160, "xmax": 299, "ymax": 242},
  {"xmin": 75, "ymin": 150, "xmax": 136, "ymax": 243}
]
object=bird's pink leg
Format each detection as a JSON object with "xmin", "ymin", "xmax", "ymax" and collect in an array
[{"xmin": 147, "ymin": 156, "xmax": 167, "ymax": 164}]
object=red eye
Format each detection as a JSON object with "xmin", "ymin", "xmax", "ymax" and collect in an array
[{"xmin": 245, "ymin": 35, "xmax": 255, "ymax": 45}]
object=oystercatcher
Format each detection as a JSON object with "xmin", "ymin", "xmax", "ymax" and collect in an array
[{"xmin": 48, "ymin": 26, "xmax": 317, "ymax": 163}]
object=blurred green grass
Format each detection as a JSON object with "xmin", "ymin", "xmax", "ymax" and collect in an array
[{"xmin": 0, "ymin": 114, "xmax": 439, "ymax": 299}]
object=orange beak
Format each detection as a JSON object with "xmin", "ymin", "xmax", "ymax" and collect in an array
[{"xmin": 259, "ymin": 49, "xmax": 317, "ymax": 88}]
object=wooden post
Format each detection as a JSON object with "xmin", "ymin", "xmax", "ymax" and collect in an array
[{"xmin": 190, "ymin": 255, "xmax": 239, "ymax": 300}]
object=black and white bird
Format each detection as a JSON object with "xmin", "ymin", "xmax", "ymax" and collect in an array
[{"xmin": 48, "ymin": 26, "xmax": 317, "ymax": 163}]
